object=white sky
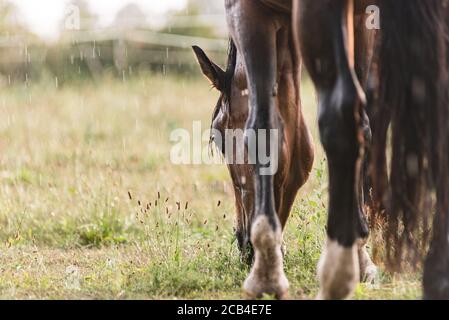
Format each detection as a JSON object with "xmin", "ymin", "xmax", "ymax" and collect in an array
[{"xmin": 11, "ymin": 0, "xmax": 187, "ymax": 40}]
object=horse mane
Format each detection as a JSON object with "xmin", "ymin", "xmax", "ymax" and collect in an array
[{"xmin": 371, "ymin": 0, "xmax": 449, "ymax": 268}]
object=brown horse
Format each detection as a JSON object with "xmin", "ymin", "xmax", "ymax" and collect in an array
[
  {"xmin": 193, "ymin": 36, "xmax": 315, "ymax": 265},
  {"xmin": 194, "ymin": 0, "xmax": 377, "ymax": 299},
  {"xmin": 195, "ymin": 0, "xmax": 449, "ymax": 300}
]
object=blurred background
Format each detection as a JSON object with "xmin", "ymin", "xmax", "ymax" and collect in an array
[{"xmin": 0, "ymin": 0, "xmax": 228, "ymax": 85}]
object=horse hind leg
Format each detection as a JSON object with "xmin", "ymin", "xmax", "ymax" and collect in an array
[
  {"xmin": 357, "ymin": 123, "xmax": 378, "ymax": 285},
  {"xmin": 354, "ymin": 2, "xmax": 379, "ymax": 285},
  {"xmin": 225, "ymin": 0, "xmax": 288, "ymax": 299},
  {"xmin": 295, "ymin": 0, "xmax": 366, "ymax": 299},
  {"xmin": 358, "ymin": 240, "xmax": 377, "ymax": 284}
]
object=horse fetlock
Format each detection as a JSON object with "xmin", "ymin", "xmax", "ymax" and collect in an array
[
  {"xmin": 317, "ymin": 238, "xmax": 359, "ymax": 300},
  {"xmin": 243, "ymin": 215, "xmax": 289, "ymax": 299}
]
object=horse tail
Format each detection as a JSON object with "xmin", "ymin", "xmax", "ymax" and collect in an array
[{"xmin": 371, "ymin": 0, "xmax": 449, "ymax": 268}]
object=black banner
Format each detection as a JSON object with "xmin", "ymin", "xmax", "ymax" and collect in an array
[{"xmin": 0, "ymin": 299, "xmax": 442, "ymax": 319}]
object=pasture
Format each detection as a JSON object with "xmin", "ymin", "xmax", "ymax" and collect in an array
[{"xmin": 0, "ymin": 74, "xmax": 420, "ymax": 299}]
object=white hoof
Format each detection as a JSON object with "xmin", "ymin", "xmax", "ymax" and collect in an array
[
  {"xmin": 362, "ymin": 264, "xmax": 378, "ymax": 285},
  {"xmin": 243, "ymin": 216, "xmax": 289, "ymax": 299},
  {"xmin": 358, "ymin": 243, "xmax": 378, "ymax": 285},
  {"xmin": 317, "ymin": 238, "xmax": 359, "ymax": 300}
]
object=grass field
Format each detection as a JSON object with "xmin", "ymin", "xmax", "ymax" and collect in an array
[{"xmin": 0, "ymin": 74, "xmax": 421, "ymax": 299}]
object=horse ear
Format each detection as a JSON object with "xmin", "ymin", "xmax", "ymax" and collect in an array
[{"xmin": 192, "ymin": 45, "xmax": 226, "ymax": 91}]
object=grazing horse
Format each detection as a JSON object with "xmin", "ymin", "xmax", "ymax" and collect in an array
[
  {"xmin": 195, "ymin": 0, "xmax": 449, "ymax": 300},
  {"xmin": 193, "ymin": 35, "xmax": 315, "ymax": 266},
  {"xmin": 194, "ymin": 0, "xmax": 377, "ymax": 299}
]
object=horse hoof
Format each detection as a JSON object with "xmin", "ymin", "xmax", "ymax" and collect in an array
[
  {"xmin": 317, "ymin": 238, "xmax": 359, "ymax": 300},
  {"xmin": 358, "ymin": 243, "xmax": 379, "ymax": 285},
  {"xmin": 242, "ymin": 215, "xmax": 289, "ymax": 300},
  {"xmin": 361, "ymin": 264, "xmax": 378, "ymax": 285},
  {"xmin": 243, "ymin": 273, "xmax": 289, "ymax": 300}
]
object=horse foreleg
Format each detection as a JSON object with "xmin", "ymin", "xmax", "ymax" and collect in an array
[
  {"xmin": 225, "ymin": 0, "xmax": 288, "ymax": 299},
  {"xmin": 295, "ymin": 0, "xmax": 367, "ymax": 299}
]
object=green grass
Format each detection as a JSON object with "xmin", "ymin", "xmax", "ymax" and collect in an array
[{"xmin": 0, "ymin": 74, "xmax": 421, "ymax": 299}]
